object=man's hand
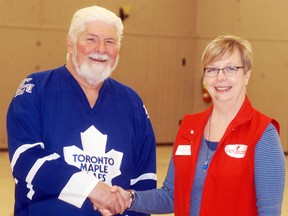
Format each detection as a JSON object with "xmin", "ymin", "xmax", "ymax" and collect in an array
[
  {"xmin": 88, "ymin": 181, "xmax": 126, "ymax": 215},
  {"xmin": 95, "ymin": 185, "xmax": 131, "ymax": 216},
  {"xmin": 95, "ymin": 207, "xmax": 113, "ymax": 216},
  {"xmin": 110, "ymin": 185, "xmax": 130, "ymax": 207}
]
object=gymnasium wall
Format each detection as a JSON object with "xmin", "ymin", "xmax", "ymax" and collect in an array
[{"xmin": 0, "ymin": 0, "xmax": 287, "ymax": 152}]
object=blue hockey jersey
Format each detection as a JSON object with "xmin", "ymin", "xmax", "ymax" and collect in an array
[{"xmin": 7, "ymin": 66, "xmax": 157, "ymax": 216}]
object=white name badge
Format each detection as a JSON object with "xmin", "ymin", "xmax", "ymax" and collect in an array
[{"xmin": 175, "ymin": 145, "xmax": 191, "ymax": 155}]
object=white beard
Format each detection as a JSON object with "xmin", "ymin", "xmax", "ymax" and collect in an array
[{"xmin": 72, "ymin": 52, "xmax": 118, "ymax": 86}]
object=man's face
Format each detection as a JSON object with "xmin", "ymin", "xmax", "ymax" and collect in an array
[{"xmin": 68, "ymin": 21, "xmax": 119, "ymax": 86}]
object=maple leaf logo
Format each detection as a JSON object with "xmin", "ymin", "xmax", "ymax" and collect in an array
[{"xmin": 63, "ymin": 126, "xmax": 123, "ymax": 186}]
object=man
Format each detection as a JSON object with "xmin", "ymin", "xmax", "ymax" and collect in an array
[{"xmin": 7, "ymin": 6, "xmax": 157, "ymax": 216}]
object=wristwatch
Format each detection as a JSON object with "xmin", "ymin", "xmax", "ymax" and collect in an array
[{"xmin": 127, "ymin": 189, "xmax": 136, "ymax": 209}]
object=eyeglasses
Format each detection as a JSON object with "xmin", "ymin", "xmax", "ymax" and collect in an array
[{"xmin": 203, "ymin": 66, "xmax": 244, "ymax": 77}]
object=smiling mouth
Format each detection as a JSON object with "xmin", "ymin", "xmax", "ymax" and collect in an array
[
  {"xmin": 89, "ymin": 57, "xmax": 107, "ymax": 62},
  {"xmin": 215, "ymin": 86, "xmax": 232, "ymax": 92}
]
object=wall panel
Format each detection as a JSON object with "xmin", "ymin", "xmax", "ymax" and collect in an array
[
  {"xmin": 0, "ymin": 0, "xmax": 41, "ymax": 26},
  {"xmin": 0, "ymin": 0, "xmax": 197, "ymax": 148},
  {"xmin": 0, "ymin": 28, "xmax": 41, "ymax": 148},
  {"xmin": 248, "ymin": 41, "xmax": 288, "ymax": 150},
  {"xmin": 2, "ymin": 0, "xmax": 286, "ymax": 151},
  {"xmin": 145, "ymin": 38, "xmax": 195, "ymax": 143},
  {"xmin": 195, "ymin": 0, "xmax": 288, "ymax": 151},
  {"xmin": 113, "ymin": 35, "xmax": 196, "ymax": 143},
  {"xmin": 196, "ymin": 0, "xmax": 235, "ymax": 37},
  {"xmin": 234, "ymin": 0, "xmax": 288, "ymax": 40}
]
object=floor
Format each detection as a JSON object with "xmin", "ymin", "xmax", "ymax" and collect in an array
[{"xmin": 0, "ymin": 146, "xmax": 287, "ymax": 216}]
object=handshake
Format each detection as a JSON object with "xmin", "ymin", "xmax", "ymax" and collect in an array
[{"xmin": 88, "ymin": 181, "xmax": 134, "ymax": 215}]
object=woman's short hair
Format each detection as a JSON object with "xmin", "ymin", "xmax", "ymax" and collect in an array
[{"xmin": 201, "ymin": 35, "xmax": 253, "ymax": 72}]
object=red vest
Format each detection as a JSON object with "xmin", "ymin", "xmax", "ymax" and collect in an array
[{"xmin": 173, "ymin": 97, "xmax": 279, "ymax": 216}]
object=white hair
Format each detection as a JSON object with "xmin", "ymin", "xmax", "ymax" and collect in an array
[{"xmin": 68, "ymin": 6, "xmax": 124, "ymax": 47}]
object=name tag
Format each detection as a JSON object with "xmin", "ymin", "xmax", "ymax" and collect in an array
[
  {"xmin": 175, "ymin": 145, "xmax": 191, "ymax": 155},
  {"xmin": 225, "ymin": 144, "xmax": 248, "ymax": 158}
]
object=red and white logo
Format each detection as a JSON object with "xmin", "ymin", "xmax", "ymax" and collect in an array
[{"xmin": 224, "ymin": 144, "xmax": 248, "ymax": 158}]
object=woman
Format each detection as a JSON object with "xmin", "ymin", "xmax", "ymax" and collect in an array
[{"xmin": 102, "ymin": 35, "xmax": 286, "ymax": 216}]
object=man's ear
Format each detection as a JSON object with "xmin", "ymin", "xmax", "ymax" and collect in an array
[{"xmin": 67, "ymin": 36, "xmax": 74, "ymax": 55}]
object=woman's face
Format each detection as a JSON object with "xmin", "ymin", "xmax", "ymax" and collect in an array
[{"xmin": 203, "ymin": 49, "xmax": 251, "ymax": 105}]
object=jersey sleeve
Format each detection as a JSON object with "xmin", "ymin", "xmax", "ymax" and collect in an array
[
  {"xmin": 129, "ymin": 103, "xmax": 157, "ymax": 191},
  {"xmin": 7, "ymin": 75, "xmax": 98, "ymax": 208},
  {"xmin": 125, "ymin": 99, "xmax": 157, "ymax": 216},
  {"xmin": 129, "ymin": 156, "xmax": 174, "ymax": 214}
]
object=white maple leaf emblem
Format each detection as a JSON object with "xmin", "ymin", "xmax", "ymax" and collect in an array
[{"xmin": 63, "ymin": 126, "xmax": 123, "ymax": 186}]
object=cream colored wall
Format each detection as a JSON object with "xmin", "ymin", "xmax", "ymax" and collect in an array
[
  {"xmin": 0, "ymin": 0, "xmax": 197, "ymax": 148},
  {"xmin": 0, "ymin": 0, "xmax": 81, "ymax": 149},
  {"xmin": 111, "ymin": 0, "xmax": 197, "ymax": 143},
  {"xmin": 0, "ymin": 0, "xmax": 287, "ymax": 152},
  {"xmin": 195, "ymin": 0, "xmax": 288, "ymax": 152}
]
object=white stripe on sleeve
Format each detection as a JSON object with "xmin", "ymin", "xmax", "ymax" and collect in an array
[
  {"xmin": 58, "ymin": 172, "xmax": 99, "ymax": 208},
  {"xmin": 11, "ymin": 142, "xmax": 45, "ymax": 172},
  {"xmin": 26, "ymin": 153, "xmax": 60, "ymax": 199},
  {"xmin": 130, "ymin": 173, "xmax": 157, "ymax": 186}
]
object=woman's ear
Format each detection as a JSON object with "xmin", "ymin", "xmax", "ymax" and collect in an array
[{"xmin": 245, "ymin": 70, "xmax": 251, "ymax": 85}]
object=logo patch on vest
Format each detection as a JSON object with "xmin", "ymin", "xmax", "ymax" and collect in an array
[
  {"xmin": 224, "ymin": 144, "xmax": 248, "ymax": 158},
  {"xmin": 175, "ymin": 145, "xmax": 191, "ymax": 155}
]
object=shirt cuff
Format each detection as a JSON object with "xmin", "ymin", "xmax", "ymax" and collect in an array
[{"xmin": 58, "ymin": 171, "xmax": 99, "ymax": 208}]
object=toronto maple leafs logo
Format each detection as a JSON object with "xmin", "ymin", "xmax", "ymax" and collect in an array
[{"xmin": 63, "ymin": 126, "xmax": 123, "ymax": 186}]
